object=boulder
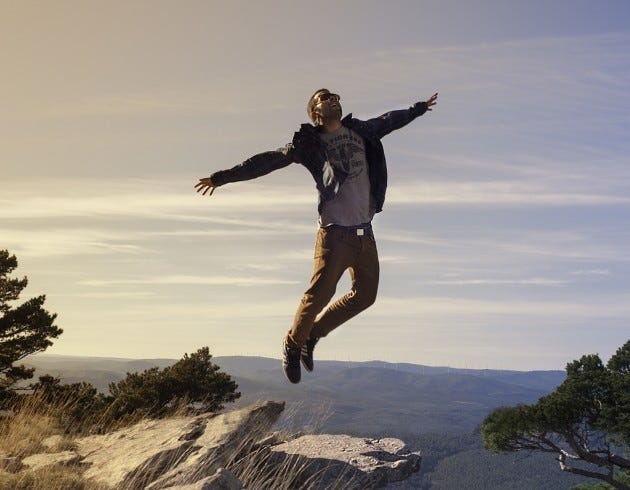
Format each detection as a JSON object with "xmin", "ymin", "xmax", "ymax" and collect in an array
[
  {"xmin": 162, "ymin": 467, "xmax": 242, "ymax": 490},
  {"xmin": 41, "ymin": 434, "xmax": 66, "ymax": 451},
  {"xmin": 147, "ymin": 401, "xmax": 284, "ymax": 489},
  {"xmin": 21, "ymin": 450, "xmax": 81, "ymax": 471},
  {"xmin": 77, "ymin": 401, "xmax": 284, "ymax": 489},
  {"xmin": 269, "ymin": 435, "xmax": 422, "ymax": 489}
]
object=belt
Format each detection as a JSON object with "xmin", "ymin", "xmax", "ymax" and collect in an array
[{"xmin": 327, "ymin": 223, "xmax": 374, "ymax": 237}]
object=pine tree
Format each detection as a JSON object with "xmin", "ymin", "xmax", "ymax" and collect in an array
[
  {"xmin": 105, "ymin": 346, "xmax": 240, "ymax": 421},
  {"xmin": 0, "ymin": 250, "xmax": 62, "ymax": 397},
  {"xmin": 482, "ymin": 340, "xmax": 630, "ymax": 490}
]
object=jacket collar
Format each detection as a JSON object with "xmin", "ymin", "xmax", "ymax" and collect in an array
[{"xmin": 302, "ymin": 114, "xmax": 353, "ymax": 130}]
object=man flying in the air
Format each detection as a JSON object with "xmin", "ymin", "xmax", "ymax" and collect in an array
[{"xmin": 196, "ymin": 89, "xmax": 438, "ymax": 383}]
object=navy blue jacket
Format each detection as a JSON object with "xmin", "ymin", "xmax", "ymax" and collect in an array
[{"xmin": 210, "ymin": 101, "xmax": 428, "ymax": 214}]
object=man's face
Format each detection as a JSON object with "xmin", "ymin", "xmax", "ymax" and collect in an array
[{"xmin": 312, "ymin": 91, "xmax": 342, "ymax": 122}]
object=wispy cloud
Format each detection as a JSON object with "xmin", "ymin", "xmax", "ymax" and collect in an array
[
  {"xmin": 1, "ymin": 227, "xmax": 152, "ymax": 257},
  {"xmin": 42, "ymin": 91, "xmax": 294, "ymax": 119},
  {"xmin": 226, "ymin": 263, "xmax": 287, "ymax": 273},
  {"xmin": 79, "ymin": 275, "xmax": 299, "ymax": 287},
  {"xmin": 388, "ymin": 180, "xmax": 630, "ymax": 207},
  {"xmin": 424, "ymin": 277, "xmax": 569, "ymax": 286},
  {"xmin": 485, "ymin": 231, "xmax": 630, "ymax": 262},
  {"xmin": 375, "ymin": 294, "xmax": 630, "ymax": 319},
  {"xmin": 378, "ymin": 225, "xmax": 630, "ymax": 265},
  {"xmin": 571, "ymin": 269, "xmax": 611, "ymax": 276},
  {"xmin": 75, "ymin": 291, "xmax": 157, "ymax": 299},
  {"xmin": 377, "ymin": 31, "xmax": 630, "ymax": 105},
  {"xmin": 0, "ymin": 182, "xmax": 314, "ymax": 221}
]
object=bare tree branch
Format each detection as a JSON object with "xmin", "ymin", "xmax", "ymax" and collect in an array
[{"xmin": 560, "ymin": 462, "xmax": 629, "ymax": 490}]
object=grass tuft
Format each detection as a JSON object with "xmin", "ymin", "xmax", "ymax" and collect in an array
[
  {"xmin": 0, "ymin": 466, "xmax": 109, "ymax": 490},
  {"xmin": 0, "ymin": 394, "xmax": 362, "ymax": 489}
]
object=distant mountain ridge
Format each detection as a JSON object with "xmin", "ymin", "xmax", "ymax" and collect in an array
[{"xmin": 25, "ymin": 354, "xmax": 565, "ymax": 436}]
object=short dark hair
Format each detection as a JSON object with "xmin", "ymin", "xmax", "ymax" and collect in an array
[{"xmin": 307, "ymin": 88, "xmax": 330, "ymax": 125}]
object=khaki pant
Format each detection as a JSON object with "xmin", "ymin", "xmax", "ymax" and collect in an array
[{"xmin": 286, "ymin": 225, "xmax": 379, "ymax": 348}]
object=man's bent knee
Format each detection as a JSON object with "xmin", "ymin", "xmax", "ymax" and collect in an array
[
  {"xmin": 351, "ymin": 288, "xmax": 378, "ymax": 311},
  {"xmin": 299, "ymin": 290, "xmax": 335, "ymax": 312}
]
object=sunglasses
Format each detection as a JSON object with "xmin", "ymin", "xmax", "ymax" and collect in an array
[{"xmin": 315, "ymin": 92, "xmax": 340, "ymax": 104}]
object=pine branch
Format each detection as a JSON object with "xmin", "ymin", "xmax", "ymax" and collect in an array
[{"xmin": 559, "ymin": 459, "xmax": 629, "ymax": 490}]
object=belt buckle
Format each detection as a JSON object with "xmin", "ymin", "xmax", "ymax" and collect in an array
[{"xmin": 357, "ymin": 228, "xmax": 365, "ymax": 236}]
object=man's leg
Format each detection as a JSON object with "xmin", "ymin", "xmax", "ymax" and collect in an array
[
  {"xmin": 309, "ymin": 234, "xmax": 379, "ymax": 339},
  {"xmin": 286, "ymin": 227, "xmax": 353, "ymax": 349}
]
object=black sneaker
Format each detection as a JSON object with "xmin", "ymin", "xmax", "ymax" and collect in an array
[
  {"xmin": 300, "ymin": 337, "xmax": 319, "ymax": 372},
  {"xmin": 282, "ymin": 340, "xmax": 301, "ymax": 384}
]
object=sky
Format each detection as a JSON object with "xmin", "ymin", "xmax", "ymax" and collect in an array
[{"xmin": 2, "ymin": 0, "xmax": 629, "ymax": 370}]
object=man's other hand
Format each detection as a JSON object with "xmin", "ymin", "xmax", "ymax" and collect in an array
[
  {"xmin": 195, "ymin": 177, "xmax": 218, "ymax": 196},
  {"xmin": 426, "ymin": 92, "xmax": 438, "ymax": 110}
]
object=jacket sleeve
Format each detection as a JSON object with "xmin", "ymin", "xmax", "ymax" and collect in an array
[
  {"xmin": 365, "ymin": 101, "xmax": 428, "ymax": 139},
  {"xmin": 210, "ymin": 144, "xmax": 294, "ymax": 186}
]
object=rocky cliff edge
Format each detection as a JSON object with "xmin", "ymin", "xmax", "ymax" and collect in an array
[{"xmin": 13, "ymin": 401, "xmax": 421, "ymax": 489}]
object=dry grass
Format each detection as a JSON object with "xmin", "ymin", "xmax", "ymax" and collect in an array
[
  {"xmin": 228, "ymin": 442, "xmax": 359, "ymax": 490},
  {"xmin": 0, "ymin": 467, "xmax": 108, "ymax": 490},
  {"xmin": 223, "ymin": 399, "xmax": 360, "ymax": 490},
  {"xmin": 0, "ymin": 395, "xmax": 358, "ymax": 490},
  {"xmin": 0, "ymin": 395, "xmax": 74, "ymax": 459},
  {"xmin": 0, "ymin": 394, "xmax": 105, "ymax": 490}
]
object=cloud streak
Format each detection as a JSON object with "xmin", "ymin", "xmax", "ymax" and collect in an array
[
  {"xmin": 388, "ymin": 180, "xmax": 630, "ymax": 206},
  {"xmin": 375, "ymin": 293, "xmax": 630, "ymax": 319},
  {"xmin": 424, "ymin": 278, "xmax": 569, "ymax": 286},
  {"xmin": 79, "ymin": 275, "xmax": 299, "ymax": 287}
]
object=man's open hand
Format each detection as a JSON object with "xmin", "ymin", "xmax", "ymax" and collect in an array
[
  {"xmin": 195, "ymin": 177, "xmax": 218, "ymax": 196},
  {"xmin": 426, "ymin": 92, "xmax": 438, "ymax": 111}
]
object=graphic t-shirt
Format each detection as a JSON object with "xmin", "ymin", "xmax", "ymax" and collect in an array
[{"xmin": 318, "ymin": 126, "xmax": 375, "ymax": 227}]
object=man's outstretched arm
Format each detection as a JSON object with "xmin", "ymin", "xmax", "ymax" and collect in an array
[
  {"xmin": 367, "ymin": 92, "xmax": 438, "ymax": 139},
  {"xmin": 195, "ymin": 145, "xmax": 294, "ymax": 197}
]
